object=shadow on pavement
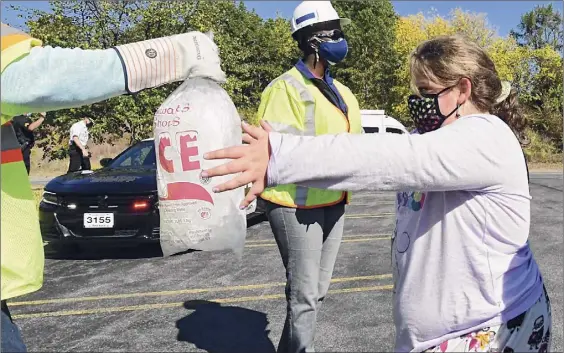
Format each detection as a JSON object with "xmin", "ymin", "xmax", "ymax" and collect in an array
[{"xmin": 176, "ymin": 300, "xmax": 276, "ymax": 353}]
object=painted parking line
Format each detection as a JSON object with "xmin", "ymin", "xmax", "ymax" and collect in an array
[
  {"xmin": 10, "ymin": 274, "xmax": 392, "ymax": 307},
  {"xmin": 245, "ymin": 235, "xmax": 391, "ymax": 248},
  {"xmin": 245, "ymin": 234, "xmax": 391, "ymax": 244},
  {"xmin": 349, "ymin": 202, "xmax": 396, "ymax": 207},
  {"xmin": 345, "ymin": 213, "xmax": 394, "ymax": 219},
  {"xmin": 12, "ymin": 284, "xmax": 393, "ymax": 320},
  {"xmin": 42, "ymin": 235, "xmax": 391, "ymax": 250}
]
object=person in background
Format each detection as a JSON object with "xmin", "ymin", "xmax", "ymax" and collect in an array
[
  {"xmin": 67, "ymin": 117, "xmax": 93, "ymax": 173},
  {"xmin": 1, "ymin": 21, "xmax": 225, "ymax": 353},
  {"xmin": 11, "ymin": 112, "xmax": 46, "ymax": 174},
  {"xmin": 255, "ymin": 1, "xmax": 363, "ymax": 352},
  {"xmin": 204, "ymin": 34, "xmax": 551, "ymax": 353}
]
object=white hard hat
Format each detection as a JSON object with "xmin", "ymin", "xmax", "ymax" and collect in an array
[{"xmin": 291, "ymin": 1, "xmax": 351, "ymax": 34}]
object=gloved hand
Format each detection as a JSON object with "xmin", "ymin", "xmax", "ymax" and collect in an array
[
  {"xmin": 114, "ymin": 31, "xmax": 226, "ymax": 94},
  {"xmin": 186, "ymin": 32, "xmax": 226, "ymax": 83}
]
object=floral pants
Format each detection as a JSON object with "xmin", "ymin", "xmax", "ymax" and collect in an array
[{"xmin": 426, "ymin": 286, "xmax": 552, "ymax": 353}]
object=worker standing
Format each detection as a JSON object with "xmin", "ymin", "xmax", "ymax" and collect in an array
[
  {"xmin": 11, "ymin": 112, "xmax": 46, "ymax": 175},
  {"xmin": 1, "ymin": 22, "xmax": 225, "ymax": 352},
  {"xmin": 67, "ymin": 117, "xmax": 93, "ymax": 173},
  {"xmin": 256, "ymin": 2, "xmax": 363, "ymax": 352}
]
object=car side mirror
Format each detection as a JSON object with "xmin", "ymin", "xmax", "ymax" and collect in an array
[{"xmin": 100, "ymin": 158, "xmax": 112, "ymax": 168}]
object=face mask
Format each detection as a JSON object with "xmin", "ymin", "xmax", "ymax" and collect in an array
[
  {"xmin": 407, "ymin": 85, "xmax": 459, "ymax": 134},
  {"xmin": 318, "ymin": 38, "xmax": 348, "ymax": 65}
]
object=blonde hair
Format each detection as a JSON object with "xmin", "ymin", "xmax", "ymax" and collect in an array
[{"xmin": 409, "ymin": 35, "xmax": 528, "ymax": 145}]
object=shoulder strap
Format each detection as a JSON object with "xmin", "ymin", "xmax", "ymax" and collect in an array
[{"xmin": 309, "ymin": 78, "xmax": 348, "ymax": 116}]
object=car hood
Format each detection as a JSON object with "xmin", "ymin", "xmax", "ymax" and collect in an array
[{"xmin": 45, "ymin": 167, "xmax": 157, "ymax": 194}]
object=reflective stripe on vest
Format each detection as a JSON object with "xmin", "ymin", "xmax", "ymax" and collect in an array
[
  {"xmin": 270, "ymin": 73, "xmax": 316, "ymax": 206},
  {"xmin": 1, "ymin": 123, "xmax": 24, "ymax": 164},
  {"xmin": 1, "ymin": 24, "xmax": 45, "ymax": 301}
]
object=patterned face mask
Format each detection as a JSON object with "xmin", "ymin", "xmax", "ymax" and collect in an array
[{"xmin": 407, "ymin": 85, "xmax": 459, "ymax": 134}]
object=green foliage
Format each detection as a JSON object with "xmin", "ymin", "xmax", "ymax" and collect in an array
[
  {"xmin": 9, "ymin": 0, "xmax": 298, "ymax": 159},
  {"xmin": 5, "ymin": 0, "xmax": 562, "ymax": 163},
  {"xmin": 391, "ymin": 8, "xmax": 563, "ymax": 155},
  {"xmin": 507, "ymin": 4, "xmax": 563, "ymax": 155},
  {"xmin": 332, "ymin": 0, "xmax": 401, "ymax": 112},
  {"xmin": 510, "ymin": 3, "xmax": 563, "ymax": 51},
  {"xmin": 524, "ymin": 128, "xmax": 562, "ymax": 163}
]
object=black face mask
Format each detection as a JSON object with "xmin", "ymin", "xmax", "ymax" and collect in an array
[
  {"xmin": 86, "ymin": 122, "xmax": 93, "ymax": 128},
  {"xmin": 407, "ymin": 85, "xmax": 459, "ymax": 134}
]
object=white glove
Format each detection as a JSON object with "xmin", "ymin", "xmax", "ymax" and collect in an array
[{"xmin": 113, "ymin": 31, "xmax": 226, "ymax": 94}]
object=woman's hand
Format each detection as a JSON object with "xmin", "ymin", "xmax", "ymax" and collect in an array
[{"xmin": 203, "ymin": 120, "xmax": 272, "ymax": 208}]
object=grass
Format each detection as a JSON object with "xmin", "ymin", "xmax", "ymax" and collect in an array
[
  {"xmin": 523, "ymin": 129, "xmax": 562, "ymax": 166},
  {"xmin": 528, "ymin": 162, "xmax": 563, "ymax": 172},
  {"xmin": 28, "ymin": 131, "xmax": 562, "ymax": 178},
  {"xmin": 32, "ymin": 187, "xmax": 44, "ymax": 210},
  {"xmin": 30, "ymin": 138, "xmax": 130, "ymax": 177}
]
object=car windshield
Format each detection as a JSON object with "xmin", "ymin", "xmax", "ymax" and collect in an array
[{"xmin": 108, "ymin": 141, "xmax": 156, "ymax": 169}]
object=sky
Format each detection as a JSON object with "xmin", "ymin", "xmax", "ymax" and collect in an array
[{"xmin": 2, "ymin": 1, "xmax": 562, "ymax": 37}]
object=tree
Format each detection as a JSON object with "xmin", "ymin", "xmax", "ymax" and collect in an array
[
  {"xmin": 510, "ymin": 3, "xmax": 563, "ymax": 51},
  {"xmin": 391, "ymin": 9, "xmax": 499, "ymax": 125},
  {"xmin": 7, "ymin": 0, "xmax": 297, "ymax": 159},
  {"xmin": 392, "ymin": 8, "xmax": 562, "ymax": 154},
  {"xmin": 5, "ymin": 1, "xmax": 561, "ymax": 162},
  {"xmin": 507, "ymin": 4, "xmax": 564, "ymax": 150},
  {"xmin": 332, "ymin": 0, "xmax": 401, "ymax": 112}
]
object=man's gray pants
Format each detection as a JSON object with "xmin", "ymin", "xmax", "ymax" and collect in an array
[{"xmin": 266, "ymin": 201, "xmax": 346, "ymax": 353}]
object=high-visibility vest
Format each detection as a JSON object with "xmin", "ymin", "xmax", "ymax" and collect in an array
[
  {"xmin": 259, "ymin": 67, "xmax": 363, "ymax": 208},
  {"xmin": 1, "ymin": 23, "xmax": 45, "ymax": 300}
]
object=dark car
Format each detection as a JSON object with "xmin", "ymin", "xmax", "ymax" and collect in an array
[{"xmin": 39, "ymin": 139, "xmax": 266, "ymax": 250}]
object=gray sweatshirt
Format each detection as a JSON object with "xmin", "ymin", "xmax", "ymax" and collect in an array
[{"xmin": 266, "ymin": 114, "xmax": 543, "ymax": 352}]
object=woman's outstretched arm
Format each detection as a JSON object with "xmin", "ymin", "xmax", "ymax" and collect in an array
[{"xmin": 266, "ymin": 115, "xmax": 525, "ymax": 193}]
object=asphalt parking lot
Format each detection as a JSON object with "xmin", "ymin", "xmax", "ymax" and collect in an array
[{"xmin": 11, "ymin": 172, "xmax": 563, "ymax": 352}]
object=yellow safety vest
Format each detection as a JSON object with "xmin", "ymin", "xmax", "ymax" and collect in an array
[
  {"xmin": 1, "ymin": 23, "xmax": 44, "ymax": 300},
  {"xmin": 259, "ymin": 67, "xmax": 363, "ymax": 208}
]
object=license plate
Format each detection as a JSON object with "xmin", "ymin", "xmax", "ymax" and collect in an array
[{"xmin": 83, "ymin": 213, "xmax": 114, "ymax": 228}]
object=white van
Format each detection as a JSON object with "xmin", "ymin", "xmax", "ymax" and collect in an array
[{"xmin": 360, "ymin": 110, "xmax": 408, "ymax": 135}]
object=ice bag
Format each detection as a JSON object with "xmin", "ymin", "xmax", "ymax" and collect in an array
[{"xmin": 154, "ymin": 77, "xmax": 246, "ymax": 257}]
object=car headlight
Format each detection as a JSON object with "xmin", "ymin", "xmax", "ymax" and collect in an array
[{"xmin": 41, "ymin": 191, "xmax": 59, "ymax": 206}]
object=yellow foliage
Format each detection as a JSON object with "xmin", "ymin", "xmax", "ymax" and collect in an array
[
  {"xmin": 390, "ymin": 8, "xmax": 561, "ymax": 122},
  {"xmin": 487, "ymin": 37, "xmax": 531, "ymax": 82},
  {"xmin": 532, "ymin": 45, "xmax": 563, "ymax": 80},
  {"xmin": 450, "ymin": 9, "xmax": 496, "ymax": 47}
]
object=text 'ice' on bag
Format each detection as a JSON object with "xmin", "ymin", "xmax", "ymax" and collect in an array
[{"xmin": 153, "ymin": 78, "xmax": 246, "ymax": 257}]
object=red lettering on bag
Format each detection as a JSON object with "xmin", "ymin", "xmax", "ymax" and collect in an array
[
  {"xmin": 157, "ymin": 130, "xmax": 201, "ymax": 173},
  {"xmin": 179, "ymin": 131, "xmax": 200, "ymax": 171},
  {"xmin": 158, "ymin": 133, "xmax": 174, "ymax": 173},
  {"xmin": 156, "ymin": 105, "xmax": 190, "ymax": 115}
]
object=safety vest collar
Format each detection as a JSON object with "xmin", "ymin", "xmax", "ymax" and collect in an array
[
  {"xmin": 294, "ymin": 60, "xmax": 348, "ymax": 115},
  {"xmin": 295, "ymin": 58, "xmax": 328, "ymax": 81},
  {"xmin": 1, "ymin": 23, "xmax": 42, "ymax": 73}
]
